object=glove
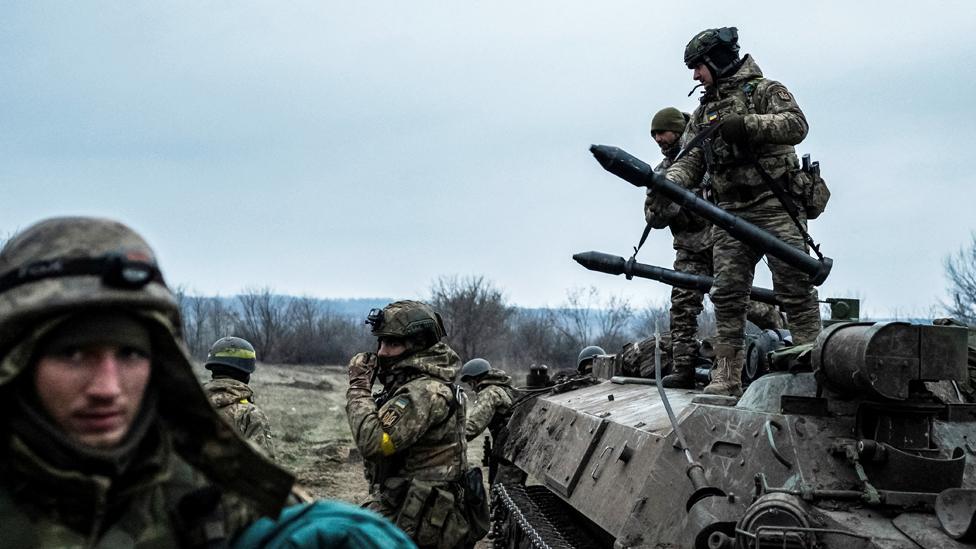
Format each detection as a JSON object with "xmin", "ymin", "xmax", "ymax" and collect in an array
[
  {"xmin": 720, "ymin": 114, "xmax": 748, "ymax": 145},
  {"xmin": 347, "ymin": 352, "xmax": 376, "ymax": 392}
]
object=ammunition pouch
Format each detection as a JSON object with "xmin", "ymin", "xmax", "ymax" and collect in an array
[
  {"xmin": 394, "ymin": 478, "xmax": 470, "ymax": 548},
  {"xmin": 789, "ymin": 168, "xmax": 831, "ymax": 220}
]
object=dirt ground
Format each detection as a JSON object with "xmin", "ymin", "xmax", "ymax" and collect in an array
[{"xmin": 222, "ymin": 363, "xmax": 489, "ymax": 505}]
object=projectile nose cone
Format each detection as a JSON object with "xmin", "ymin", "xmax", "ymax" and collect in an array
[
  {"xmin": 589, "ymin": 144, "xmax": 616, "ymax": 168},
  {"xmin": 572, "ymin": 252, "xmax": 592, "ymax": 266}
]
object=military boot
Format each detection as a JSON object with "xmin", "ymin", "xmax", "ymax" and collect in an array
[
  {"xmin": 703, "ymin": 344, "xmax": 744, "ymax": 397},
  {"xmin": 661, "ymin": 361, "xmax": 696, "ymax": 389}
]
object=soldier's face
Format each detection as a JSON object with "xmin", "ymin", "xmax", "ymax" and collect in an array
[
  {"xmin": 377, "ymin": 337, "xmax": 408, "ymax": 359},
  {"xmin": 693, "ymin": 63, "xmax": 713, "ymax": 87},
  {"xmin": 34, "ymin": 344, "xmax": 151, "ymax": 449},
  {"xmin": 652, "ymin": 130, "xmax": 681, "ymax": 153}
]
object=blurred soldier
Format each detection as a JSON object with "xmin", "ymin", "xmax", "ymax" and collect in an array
[
  {"xmin": 459, "ymin": 358, "xmax": 524, "ymax": 486},
  {"xmin": 346, "ymin": 300, "xmax": 487, "ymax": 548},
  {"xmin": 576, "ymin": 345, "xmax": 606, "ymax": 375},
  {"xmin": 0, "ymin": 217, "xmax": 415, "ymax": 548},
  {"xmin": 203, "ymin": 336, "xmax": 277, "ymax": 459},
  {"xmin": 666, "ymin": 27, "xmax": 822, "ymax": 396}
]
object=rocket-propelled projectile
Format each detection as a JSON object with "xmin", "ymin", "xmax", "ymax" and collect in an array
[
  {"xmin": 572, "ymin": 250, "xmax": 779, "ymax": 305},
  {"xmin": 589, "ymin": 144, "xmax": 832, "ymax": 286}
]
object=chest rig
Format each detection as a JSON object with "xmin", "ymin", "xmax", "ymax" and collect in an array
[{"xmin": 696, "ymin": 78, "xmax": 762, "ymax": 173}]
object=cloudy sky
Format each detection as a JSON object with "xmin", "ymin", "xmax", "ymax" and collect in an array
[{"xmin": 2, "ymin": 2, "xmax": 974, "ymax": 316}]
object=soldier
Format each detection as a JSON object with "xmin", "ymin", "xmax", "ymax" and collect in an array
[
  {"xmin": 646, "ymin": 107, "xmax": 788, "ymax": 388},
  {"xmin": 0, "ymin": 216, "xmax": 415, "ymax": 547},
  {"xmin": 346, "ymin": 300, "xmax": 486, "ymax": 548},
  {"xmin": 646, "ymin": 106, "xmax": 714, "ymax": 388},
  {"xmin": 576, "ymin": 345, "xmax": 606, "ymax": 375},
  {"xmin": 202, "ymin": 336, "xmax": 277, "ymax": 459},
  {"xmin": 458, "ymin": 358, "xmax": 525, "ymax": 486},
  {"xmin": 459, "ymin": 358, "xmax": 514, "ymax": 442},
  {"xmin": 666, "ymin": 27, "xmax": 822, "ymax": 396}
]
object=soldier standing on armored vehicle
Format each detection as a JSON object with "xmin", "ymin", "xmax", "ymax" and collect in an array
[
  {"xmin": 645, "ymin": 106, "xmax": 713, "ymax": 388},
  {"xmin": 646, "ymin": 106, "xmax": 787, "ymax": 388},
  {"xmin": 202, "ymin": 335, "xmax": 277, "ymax": 459},
  {"xmin": 346, "ymin": 300, "xmax": 487, "ymax": 548},
  {"xmin": 666, "ymin": 27, "xmax": 822, "ymax": 396}
]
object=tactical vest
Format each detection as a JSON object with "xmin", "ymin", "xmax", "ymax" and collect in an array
[
  {"xmin": 695, "ymin": 78, "xmax": 800, "ymax": 199},
  {"xmin": 372, "ymin": 375, "xmax": 467, "ymax": 485}
]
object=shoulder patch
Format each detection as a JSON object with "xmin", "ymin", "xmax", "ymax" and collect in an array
[
  {"xmin": 380, "ymin": 396, "xmax": 410, "ymax": 429},
  {"xmin": 777, "ymin": 89, "xmax": 793, "ymax": 102}
]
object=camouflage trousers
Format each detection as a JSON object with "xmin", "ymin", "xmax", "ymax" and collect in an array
[
  {"xmin": 671, "ymin": 246, "xmax": 711, "ymax": 371},
  {"xmin": 711, "ymin": 199, "xmax": 821, "ymax": 353}
]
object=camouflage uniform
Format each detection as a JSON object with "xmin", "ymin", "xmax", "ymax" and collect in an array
[
  {"xmin": 0, "ymin": 217, "xmax": 295, "ymax": 548},
  {"xmin": 463, "ymin": 369, "xmax": 526, "ymax": 487},
  {"xmin": 464, "ymin": 369, "xmax": 515, "ymax": 441},
  {"xmin": 646, "ymin": 130, "xmax": 713, "ymax": 381},
  {"xmin": 203, "ymin": 377, "xmax": 277, "ymax": 459},
  {"xmin": 347, "ymin": 342, "xmax": 473, "ymax": 549},
  {"xmin": 667, "ymin": 54, "xmax": 821, "ymax": 393}
]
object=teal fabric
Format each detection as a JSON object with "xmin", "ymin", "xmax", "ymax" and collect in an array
[{"xmin": 233, "ymin": 501, "xmax": 417, "ymax": 549}]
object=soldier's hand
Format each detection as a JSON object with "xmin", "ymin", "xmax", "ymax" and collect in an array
[
  {"xmin": 720, "ymin": 115, "xmax": 748, "ymax": 145},
  {"xmin": 347, "ymin": 352, "xmax": 376, "ymax": 391}
]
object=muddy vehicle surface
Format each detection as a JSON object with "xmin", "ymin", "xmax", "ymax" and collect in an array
[{"xmin": 488, "ymin": 146, "xmax": 976, "ymax": 548}]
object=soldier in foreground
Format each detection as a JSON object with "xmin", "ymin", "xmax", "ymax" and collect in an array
[
  {"xmin": 203, "ymin": 336, "xmax": 277, "ymax": 459},
  {"xmin": 666, "ymin": 27, "xmax": 822, "ymax": 396},
  {"xmin": 346, "ymin": 300, "xmax": 487, "ymax": 548},
  {"xmin": 0, "ymin": 217, "xmax": 415, "ymax": 548}
]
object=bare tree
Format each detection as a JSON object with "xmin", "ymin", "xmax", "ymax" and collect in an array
[
  {"xmin": 507, "ymin": 309, "xmax": 575, "ymax": 371},
  {"xmin": 553, "ymin": 286, "xmax": 634, "ymax": 353},
  {"xmin": 430, "ymin": 275, "xmax": 513, "ymax": 361},
  {"xmin": 235, "ymin": 287, "xmax": 289, "ymax": 361},
  {"xmin": 945, "ymin": 234, "xmax": 976, "ymax": 324}
]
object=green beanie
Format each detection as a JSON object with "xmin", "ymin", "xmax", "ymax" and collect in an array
[{"xmin": 650, "ymin": 107, "xmax": 687, "ymax": 134}]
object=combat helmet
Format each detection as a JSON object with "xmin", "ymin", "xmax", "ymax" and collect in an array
[
  {"xmin": 684, "ymin": 27, "xmax": 741, "ymax": 78},
  {"xmin": 205, "ymin": 336, "xmax": 257, "ymax": 375},
  {"xmin": 459, "ymin": 358, "xmax": 491, "ymax": 382},
  {"xmin": 577, "ymin": 345, "xmax": 606, "ymax": 373},
  {"xmin": 365, "ymin": 300, "xmax": 447, "ymax": 349},
  {"xmin": 0, "ymin": 217, "xmax": 292, "ymax": 514}
]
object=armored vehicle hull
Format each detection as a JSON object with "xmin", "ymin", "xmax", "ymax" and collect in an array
[{"xmin": 494, "ymin": 322, "xmax": 976, "ymax": 548}]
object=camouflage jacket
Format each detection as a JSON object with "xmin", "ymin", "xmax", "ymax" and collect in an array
[
  {"xmin": 666, "ymin": 55, "xmax": 808, "ymax": 210},
  {"xmin": 465, "ymin": 370, "xmax": 515, "ymax": 441},
  {"xmin": 346, "ymin": 342, "xmax": 467, "ymax": 485},
  {"xmin": 203, "ymin": 378, "xmax": 277, "ymax": 460},
  {"xmin": 0, "ymin": 427, "xmax": 258, "ymax": 548},
  {"xmin": 646, "ymin": 150, "xmax": 713, "ymax": 253}
]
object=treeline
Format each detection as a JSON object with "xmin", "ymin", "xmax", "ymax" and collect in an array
[{"xmin": 177, "ymin": 276, "xmax": 713, "ymax": 371}]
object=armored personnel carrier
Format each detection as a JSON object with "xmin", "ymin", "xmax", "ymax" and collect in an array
[{"xmin": 488, "ymin": 146, "xmax": 976, "ymax": 548}]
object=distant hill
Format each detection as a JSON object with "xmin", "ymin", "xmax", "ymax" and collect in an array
[{"xmin": 318, "ymin": 298, "xmax": 394, "ymax": 318}]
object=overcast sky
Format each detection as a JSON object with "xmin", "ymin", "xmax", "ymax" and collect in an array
[{"xmin": 2, "ymin": 2, "xmax": 974, "ymax": 317}]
